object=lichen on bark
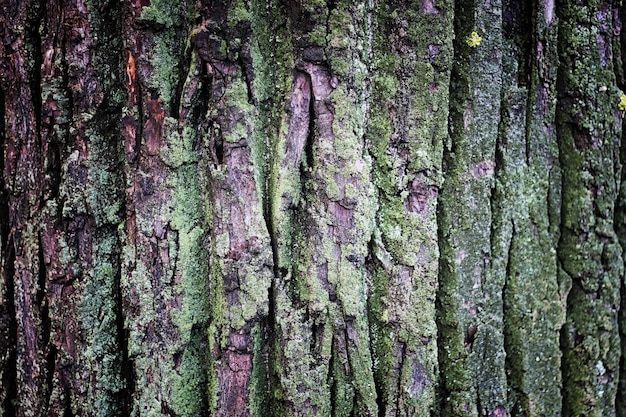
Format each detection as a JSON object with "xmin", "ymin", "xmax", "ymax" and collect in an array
[
  {"xmin": 366, "ymin": 1, "xmax": 454, "ymax": 415},
  {"xmin": 3, "ymin": 1, "xmax": 626, "ymax": 416},
  {"xmin": 557, "ymin": 2, "xmax": 624, "ymax": 416},
  {"xmin": 268, "ymin": 1, "xmax": 379, "ymax": 415},
  {"xmin": 437, "ymin": 0, "xmax": 508, "ymax": 414}
]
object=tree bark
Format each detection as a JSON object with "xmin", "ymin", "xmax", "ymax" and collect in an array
[{"xmin": 1, "ymin": 0, "xmax": 626, "ymax": 416}]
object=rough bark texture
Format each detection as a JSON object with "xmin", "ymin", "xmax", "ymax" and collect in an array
[{"xmin": 1, "ymin": 0, "xmax": 626, "ymax": 416}]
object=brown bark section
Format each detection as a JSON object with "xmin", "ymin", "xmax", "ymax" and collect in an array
[
  {"xmin": 1, "ymin": 1, "xmax": 48, "ymax": 415},
  {"xmin": 196, "ymin": 4, "xmax": 272, "ymax": 414},
  {"xmin": 2, "ymin": 0, "xmax": 131, "ymax": 414}
]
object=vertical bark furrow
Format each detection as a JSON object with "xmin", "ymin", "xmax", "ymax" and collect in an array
[
  {"xmin": 268, "ymin": 1, "xmax": 378, "ymax": 415},
  {"xmin": 437, "ymin": 0, "xmax": 506, "ymax": 414},
  {"xmin": 0, "ymin": 73, "xmax": 16, "ymax": 415},
  {"xmin": 0, "ymin": 0, "xmax": 49, "ymax": 414},
  {"xmin": 366, "ymin": 1, "xmax": 453, "ymax": 415},
  {"xmin": 496, "ymin": 1, "xmax": 565, "ymax": 416},
  {"xmin": 436, "ymin": 1, "xmax": 478, "ymax": 414},
  {"xmin": 39, "ymin": 1, "xmax": 84, "ymax": 414},
  {"xmin": 23, "ymin": 0, "xmax": 45, "ymax": 140},
  {"xmin": 78, "ymin": 1, "xmax": 128, "ymax": 412},
  {"xmin": 252, "ymin": 3, "xmax": 299, "ymax": 416},
  {"xmin": 0, "ymin": 240, "xmax": 16, "ymax": 417},
  {"xmin": 0, "ymin": 223, "xmax": 16, "ymax": 417},
  {"xmin": 119, "ymin": 1, "xmax": 214, "ymax": 415},
  {"xmin": 557, "ymin": 1, "xmax": 624, "ymax": 416},
  {"xmin": 201, "ymin": 4, "xmax": 275, "ymax": 416}
]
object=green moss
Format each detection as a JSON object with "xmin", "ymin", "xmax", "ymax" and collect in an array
[
  {"xmin": 434, "ymin": 0, "xmax": 521, "ymax": 414},
  {"xmin": 172, "ymin": 330, "xmax": 209, "ymax": 417},
  {"xmin": 124, "ymin": 261, "xmax": 155, "ymax": 358},
  {"xmin": 364, "ymin": 1, "xmax": 454, "ymax": 414},
  {"xmin": 369, "ymin": 311, "xmax": 393, "ymax": 410},
  {"xmin": 248, "ymin": 324, "xmax": 270, "ymax": 417},
  {"xmin": 155, "ymin": 158, "xmax": 211, "ymax": 413},
  {"xmin": 79, "ymin": 235, "xmax": 126, "ymax": 416},
  {"xmin": 139, "ymin": 0, "xmax": 179, "ymax": 28},
  {"xmin": 271, "ymin": 298, "xmax": 334, "ymax": 415},
  {"xmin": 249, "ymin": 0, "xmax": 294, "ymax": 214},
  {"xmin": 250, "ymin": 0, "xmax": 297, "ymax": 294},
  {"xmin": 222, "ymin": 77, "xmax": 255, "ymax": 144},
  {"xmin": 72, "ymin": 5, "xmax": 128, "ymax": 401},
  {"xmin": 329, "ymin": 342, "xmax": 355, "ymax": 417},
  {"xmin": 227, "ymin": 0, "xmax": 252, "ymax": 26},
  {"xmin": 85, "ymin": 130, "xmax": 123, "ymax": 227},
  {"xmin": 325, "ymin": 4, "xmax": 362, "ymax": 80},
  {"xmin": 135, "ymin": 99, "xmax": 211, "ymax": 414},
  {"xmin": 266, "ymin": 6, "xmax": 381, "ymax": 399},
  {"xmin": 137, "ymin": 0, "xmax": 186, "ymax": 110},
  {"xmin": 149, "ymin": 32, "xmax": 183, "ymax": 109},
  {"xmin": 160, "ymin": 121, "xmax": 198, "ymax": 168},
  {"xmin": 554, "ymin": 2, "xmax": 621, "ymax": 416},
  {"xmin": 205, "ymin": 259, "xmax": 224, "ymax": 413},
  {"xmin": 307, "ymin": 27, "xmax": 327, "ymax": 46}
]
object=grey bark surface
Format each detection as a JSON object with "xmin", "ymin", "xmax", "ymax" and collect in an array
[{"xmin": 1, "ymin": 1, "xmax": 626, "ymax": 416}]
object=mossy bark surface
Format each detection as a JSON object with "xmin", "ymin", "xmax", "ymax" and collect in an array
[{"xmin": 1, "ymin": 1, "xmax": 626, "ymax": 416}]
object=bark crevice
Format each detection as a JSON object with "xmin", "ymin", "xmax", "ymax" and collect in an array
[
  {"xmin": 25, "ymin": 0, "xmax": 45, "ymax": 139},
  {"xmin": 0, "ymin": 238, "xmax": 16, "ymax": 417}
]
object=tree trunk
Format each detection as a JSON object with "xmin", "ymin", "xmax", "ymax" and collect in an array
[{"xmin": 1, "ymin": 0, "xmax": 625, "ymax": 416}]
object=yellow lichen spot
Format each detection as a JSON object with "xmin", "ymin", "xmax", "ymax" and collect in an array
[
  {"xmin": 618, "ymin": 91, "xmax": 626, "ymax": 112},
  {"xmin": 466, "ymin": 31, "xmax": 482, "ymax": 48}
]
